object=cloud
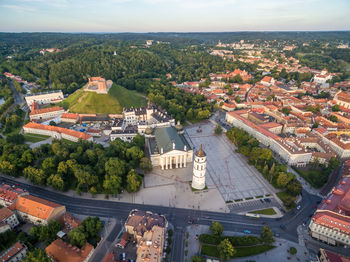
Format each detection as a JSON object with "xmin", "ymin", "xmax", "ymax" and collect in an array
[{"xmin": 1, "ymin": 4, "xmax": 36, "ymax": 12}]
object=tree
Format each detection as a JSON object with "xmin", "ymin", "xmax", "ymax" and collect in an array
[
  {"xmin": 269, "ymin": 162, "xmax": 275, "ymax": 182},
  {"xmin": 140, "ymin": 157, "xmax": 152, "ymax": 173},
  {"xmin": 24, "ymin": 249, "xmax": 50, "ymax": 262},
  {"xmin": 69, "ymin": 228, "xmax": 86, "ymax": 247},
  {"xmin": 210, "ymin": 221, "xmax": 223, "ymax": 236},
  {"xmin": 260, "ymin": 225, "xmax": 274, "ymax": 244},
  {"xmin": 126, "ymin": 169, "xmax": 142, "ymax": 193},
  {"xmin": 312, "ymin": 122, "xmax": 319, "ymax": 129},
  {"xmin": 276, "ymin": 172, "xmax": 292, "ymax": 188},
  {"xmin": 214, "ymin": 125, "xmax": 223, "ymax": 135},
  {"xmin": 332, "ymin": 105, "xmax": 340, "ymax": 112},
  {"xmin": 227, "ymin": 88, "xmax": 233, "ymax": 96},
  {"xmin": 23, "ymin": 166, "xmax": 47, "ymax": 185},
  {"xmin": 329, "ymin": 115, "xmax": 338, "ymax": 122},
  {"xmin": 6, "ymin": 134, "xmax": 24, "ymax": 144},
  {"xmin": 217, "ymin": 238, "xmax": 235, "ymax": 260},
  {"xmin": 47, "ymin": 174, "xmax": 64, "ymax": 191},
  {"xmin": 81, "ymin": 217, "xmax": 102, "ymax": 240},
  {"xmin": 289, "ymin": 247, "xmax": 297, "ymax": 255},
  {"xmin": 234, "ymin": 96, "xmax": 241, "ymax": 103},
  {"xmin": 282, "ymin": 107, "xmax": 290, "ymax": 115},
  {"xmin": 287, "ymin": 180, "xmax": 302, "ymax": 196}
]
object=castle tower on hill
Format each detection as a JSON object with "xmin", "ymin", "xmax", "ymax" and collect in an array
[{"xmin": 191, "ymin": 144, "xmax": 206, "ymax": 190}]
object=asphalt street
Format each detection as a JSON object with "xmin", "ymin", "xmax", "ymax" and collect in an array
[{"xmin": 1, "ymin": 176, "xmax": 349, "ymax": 258}]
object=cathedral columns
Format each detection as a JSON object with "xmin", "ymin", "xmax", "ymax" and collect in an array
[
  {"xmin": 184, "ymin": 154, "xmax": 186, "ymax": 167},
  {"xmin": 161, "ymin": 157, "xmax": 164, "ymax": 170},
  {"xmin": 165, "ymin": 157, "xmax": 168, "ymax": 170},
  {"xmin": 169, "ymin": 157, "xmax": 172, "ymax": 169},
  {"xmin": 175, "ymin": 156, "xmax": 178, "ymax": 168}
]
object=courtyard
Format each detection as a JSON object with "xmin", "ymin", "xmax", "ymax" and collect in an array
[{"xmin": 184, "ymin": 121, "xmax": 277, "ymax": 203}]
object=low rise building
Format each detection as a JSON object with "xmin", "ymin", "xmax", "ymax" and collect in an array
[
  {"xmin": 0, "ymin": 184, "xmax": 28, "ymax": 207},
  {"xmin": 29, "ymin": 105, "xmax": 65, "ymax": 121},
  {"xmin": 125, "ymin": 210, "xmax": 167, "ymax": 262},
  {"xmin": 45, "ymin": 239, "xmax": 94, "ymax": 262},
  {"xmin": 85, "ymin": 77, "xmax": 113, "ymax": 94},
  {"xmin": 23, "ymin": 122, "xmax": 93, "ymax": 142},
  {"xmin": 0, "ymin": 207, "xmax": 19, "ymax": 229},
  {"xmin": 61, "ymin": 113, "xmax": 80, "ymax": 123},
  {"xmin": 0, "ymin": 241, "xmax": 28, "ymax": 262},
  {"xmin": 25, "ymin": 90, "xmax": 64, "ymax": 107},
  {"xmin": 317, "ymin": 248, "xmax": 350, "ymax": 262},
  {"xmin": 9, "ymin": 195, "xmax": 66, "ymax": 225}
]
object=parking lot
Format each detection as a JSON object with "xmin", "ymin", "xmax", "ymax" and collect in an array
[{"xmin": 184, "ymin": 121, "xmax": 276, "ymax": 203}]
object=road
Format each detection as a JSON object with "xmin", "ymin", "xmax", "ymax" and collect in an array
[
  {"xmin": 7, "ymin": 79, "xmax": 24, "ymax": 105},
  {"xmin": 6, "ymin": 176, "xmax": 350, "ymax": 260}
]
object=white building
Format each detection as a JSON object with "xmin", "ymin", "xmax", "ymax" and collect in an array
[
  {"xmin": 192, "ymin": 145, "xmax": 206, "ymax": 190},
  {"xmin": 145, "ymin": 125, "xmax": 193, "ymax": 169},
  {"xmin": 23, "ymin": 122, "xmax": 93, "ymax": 142},
  {"xmin": 25, "ymin": 90, "xmax": 64, "ymax": 107},
  {"xmin": 29, "ymin": 106, "xmax": 65, "ymax": 121},
  {"xmin": 313, "ymin": 69, "xmax": 332, "ymax": 85},
  {"xmin": 0, "ymin": 207, "xmax": 19, "ymax": 229},
  {"xmin": 309, "ymin": 176, "xmax": 350, "ymax": 246}
]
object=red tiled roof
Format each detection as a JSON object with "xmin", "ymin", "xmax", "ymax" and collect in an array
[
  {"xmin": 0, "ymin": 242, "xmax": 25, "ymax": 261},
  {"xmin": 12, "ymin": 195, "xmax": 63, "ymax": 220},
  {"xmin": 30, "ymin": 106, "xmax": 64, "ymax": 116},
  {"xmin": 45, "ymin": 239, "xmax": 93, "ymax": 262},
  {"xmin": 24, "ymin": 122, "xmax": 91, "ymax": 140},
  {"xmin": 0, "ymin": 207, "xmax": 14, "ymax": 221},
  {"xmin": 61, "ymin": 113, "xmax": 79, "ymax": 120}
]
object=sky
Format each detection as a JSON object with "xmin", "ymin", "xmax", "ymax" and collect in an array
[{"xmin": 0, "ymin": 0, "xmax": 349, "ymax": 32}]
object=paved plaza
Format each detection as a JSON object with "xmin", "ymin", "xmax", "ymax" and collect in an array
[{"xmin": 184, "ymin": 121, "xmax": 276, "ymax": 203}]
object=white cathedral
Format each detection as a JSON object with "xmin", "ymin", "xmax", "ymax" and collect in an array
[{"xmin": 191, "ymin": 144, "xmax": 207, "ymax": 190}]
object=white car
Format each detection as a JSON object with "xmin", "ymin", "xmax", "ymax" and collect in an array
[{"xmin": 297, "ymin": 205, "xmax": 301, "ymax": 210}]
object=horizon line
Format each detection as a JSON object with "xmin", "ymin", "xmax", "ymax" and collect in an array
[{"xmin": 1, "ymin": 30, "xmax": 350, "ymax": 34}]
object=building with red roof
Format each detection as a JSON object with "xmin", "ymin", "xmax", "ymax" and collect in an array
[
  {"xmin": 318, "ymin": 248, "xmax": 350, "ymax": 262},
  {"xmin": 23, "ymin": 122, "xmax": 92, "ymax": 142},
  {"xmin": 309, "ymin": 176, "xmax": 350, "ymax": 246},
  {"xmin": 45, "ymin": 239, "xmax": 94, "ymax": 262},
  {"xmin": 29, "ymin": 106, "xmax": 64, "ymax": 121},
  {"xmin": 0, "ymin": 184, "xmax": 28, "ymax": 207},
  {"xmin": 0, "ymin": 242, "xmax": 28, "ymax": 262},
  {"xmin": 61, "ymin": 113, "xmax": 80, "ymax": 123},
  {"xmin": 9, "ymin": 195, "xmax": 66, "ymax": 225}
]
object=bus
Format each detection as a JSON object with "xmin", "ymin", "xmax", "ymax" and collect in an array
[{"xmin": 245, "ymin": 213, "xmax": 260, "ymax": 219}]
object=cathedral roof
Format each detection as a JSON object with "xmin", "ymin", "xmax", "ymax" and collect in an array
[{"xmin": 195, "ymin": 144, "xmax": 206, "ymax": 157}]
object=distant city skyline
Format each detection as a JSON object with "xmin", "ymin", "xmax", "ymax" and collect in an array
[{"xmin": 0, "ymin": 0, "xmax": 349, "ymax": 32}]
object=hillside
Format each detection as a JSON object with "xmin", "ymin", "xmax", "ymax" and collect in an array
[{"xmin": 63, "ymin": 84, "xmax": 147, "ymax": 114}]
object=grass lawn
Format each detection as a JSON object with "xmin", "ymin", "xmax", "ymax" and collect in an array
[
  {"xmin": 109, "ymin": 84, "xmax": 147, "ymax": 108},
  {"xmin": 233, "ymin": 245, "xmax": 275, "ymax": 258},
  {"xmin": 64, "ymin": 84, "xmax": 146, "ymax": 114},
  {"xmin": 201, "ymin": 244, "xmax": 275, "ymax": 259},
  {"xmin": 201, "ymin": 244, "xmax": 219, "ymax": 257},
  {"xmin": 24, "ymin": 134, "xmax": 50, "ymax": 143},
  {"xmin": 292, "ymin": 166, "xmax": 327, "ymax": 188},
  {"xmin": 61, "ymin": 138, "xmax": 77, "ymax": 145},
  {"xmin": 249, "ymin": 208, "xmax": 276, "ymax": 215}
]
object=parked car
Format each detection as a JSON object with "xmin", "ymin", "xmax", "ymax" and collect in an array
[
  {"xmin": 297, "ymin": 205, "xmax": 301, "ymax": 210},
  {"xmin": 280, "ymin": 224, "xmax": 286, "ymax": 230},
  {"xmin": 243, "ymin": 230, "xmax": 251, "ymax": 234}
]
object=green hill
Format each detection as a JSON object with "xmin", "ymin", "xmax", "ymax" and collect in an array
[{"xmin": 63, "ymin": 84, "xmax": 147, "ymax": 114}]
